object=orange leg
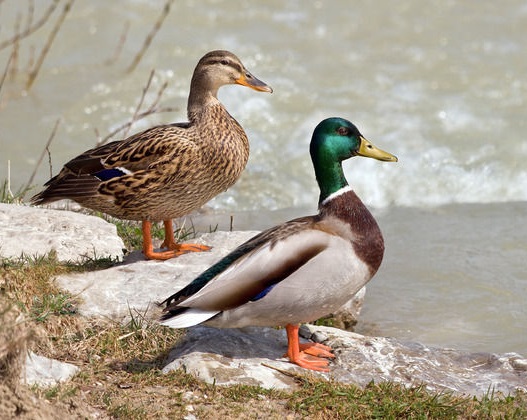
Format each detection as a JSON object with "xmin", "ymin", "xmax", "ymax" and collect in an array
[
  {"xmin": 141, "ymin": 220, "xmax": 211, "ymax": 261},
  {"xmin": 285, "ymin": 324, "xmax": 334, "ymax": 372},
  {"xmin": 161, "ymin": 220, "xmax": 211, "ymax": 253}
]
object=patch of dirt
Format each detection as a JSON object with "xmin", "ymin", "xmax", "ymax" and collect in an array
[
  {"xmin": 1, "ymin": 384, "xmax": 62, "ymax": 420},
  {"xmin": 0, "ymin": 299, "xmax": 98, "ymax": 419}
]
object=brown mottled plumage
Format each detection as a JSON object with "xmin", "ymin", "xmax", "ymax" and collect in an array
[
  {"xmin": 31, "ymin": 50, "xmax": 272, "ymax": 260},
  {"xmin": 159, "ymin": 118, "xmax": 397, "ymax": 372}
]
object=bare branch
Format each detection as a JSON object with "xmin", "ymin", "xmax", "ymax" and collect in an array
[
  {"xmin": 96, "ymin": 106, "xmax": 178, "ymax": 147},
  {"xmin": 96, "ymin": 69, "xmax": 178, "ymax": 146},
  {"xmin": 25, "ymin": 0, "xmax": 36, "ymax": 34},
  {"xmin": 0, "ymin": 0, "xmax": 59, "ymax": 51},
  {"xmin": 25, "ymin": 118, "xmax": 61, "ymax": 189},
  {"xmin": 147, "ymin": 81, "xmax": 170, "ymax": 114},
  {"xmin": 104, "ymin": 20, "xmax": 130, "ymax": 66},
  {"xmin": 8, "ymin": 12, "xmax": 22, "ymax": 79},
  {"xmin": 26, "ymin": 0, "xmax": 74, "ymax": 90},
  {"xmin": 122, "ymin": 69, "xmax": 155, "ymax": 139},
  {"xmin": 0, "ymin": 49, "xmax": 14, "ymax": 103},
  {"xmin": 125, "ymin": 0, "xmax": 173, "ymax": 74}
]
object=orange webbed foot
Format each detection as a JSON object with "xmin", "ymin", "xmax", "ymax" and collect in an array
[
  {"xmin": 289, "ymin": 352, "xmax": 331, "ymax": 372},
  {"xmin": 142, "ymin": 220, "xmax": 212, "ymax": 260},
  {"xmin": 299, "ymin": 342, "xmax": 335, "ymax": 359},
  {"xmin": 160, "ymin": 220, "xmax": 211, "ymax": 254},
  {"xmin": 285, "ymin": 324, "xmax": 334, "ymax": 372},
  {"xmin": 143, "ymin": 248, "xmax": 182, "ymax": 261},
  {"xmin": 161, "ymin": 241, "xmax": 212, "ymax": 254}
]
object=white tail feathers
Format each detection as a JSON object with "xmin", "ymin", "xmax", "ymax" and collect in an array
[{"xmin": 159, "ymin": 308, "xmax": 219, "ymax": 329}]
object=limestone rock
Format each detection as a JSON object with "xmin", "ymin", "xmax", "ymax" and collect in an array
[
  {"xmin": 55, "ymin": 231, "xmax": 259, "ymax": 320},
  {"xmin": 301, "ymin": 325, "xmax": 527, "ymax": 395},
  {"xmin": 7, "ymin": 204, "xmax": 525, "ymax": 397},
  {"xmin": 22, "ymin": 352, "xmax": 79, "ymax": 387},
  {"xmin": 163, "ymin": 327, "xmax": 299, "ymax": 390},
  {"xmin": 56, "ymin": 229, "xmax": 367, "ymax": 326},
  {"xmin": 162, "ymin": 325, "xmax": 527, "ymax": 396},
  {"xmin": 0, "ymin": 203, "xmax": 124, "ymax": 262},
  {"xmin": 3, "ymin": 205, "xmax": 365, "ymax": 327}
]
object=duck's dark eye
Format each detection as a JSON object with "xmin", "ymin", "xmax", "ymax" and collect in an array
[
  {"xmin": 337, "ymin": 127, "xmax": 349, "ymax": 136},
  {"xmin": 220, "ymin": 59, "xmax": 229, "ymax": 66}
]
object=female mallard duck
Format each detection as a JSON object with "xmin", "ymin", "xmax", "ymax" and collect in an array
[
  {"xmin": 31, "ymin": 50, "xmax": 272, "ymax": 260},
  {"xmin": 159, "ymin": 117, "xmax": 397, "ymax": 371}
]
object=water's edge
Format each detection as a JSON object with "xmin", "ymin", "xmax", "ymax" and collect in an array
[{"xmin": 186, "ymin": 201, "xmax": 527, "ymax": 355}]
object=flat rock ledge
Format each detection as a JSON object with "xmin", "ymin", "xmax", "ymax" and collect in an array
[
  {"xmin": 2, "ymin": 204, "xmax": 526, "ymax": 397},
  {"xmin": 53, "ymin": 230, "xmax": 364, "ymax": 326},
  {"xmin": 0, "ymin": 203, "xmax": 125, "ymax": 262},
  {"xmin": 163, "ymin": 325, "xmax": 527, "ymax": 395}
]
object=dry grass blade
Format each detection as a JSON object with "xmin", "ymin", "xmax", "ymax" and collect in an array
[
  {"xmin": 26, "ymin": 0, "xmax": 74, "ymax": 90},
  {"xmin": 0, "ymin": 0, "xmax": 59, "ymax": 51},
  {"xmin": 6, "ymin": 160, "xmax": 13, "ymax": 200},
  {"xmin": 125, "ymin": 0, "xmax": 174, "ymax": 74}
]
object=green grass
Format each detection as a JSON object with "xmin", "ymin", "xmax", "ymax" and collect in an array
[
  {"xmin": 95, "ymin": 212, "xmax": 206, "ymax": 253},
  {"xmin": 30, "ymin": 291, "xmax": 77, "ymax": 322},
  {"xmin": 1, "ymin": 179, "xmax": 25, "ymax": 204},
  {"xmin": 112, "ymin": 218, "xmax": 164, "ymax": 250},
  {"xmin": 288, "ymin": 380, "xmax": 465, "ymax": 419}
]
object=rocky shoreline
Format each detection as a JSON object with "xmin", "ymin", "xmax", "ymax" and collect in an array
[{"xmin": 1, "ymin": 203, "xmax": 525, "ymax": 395}]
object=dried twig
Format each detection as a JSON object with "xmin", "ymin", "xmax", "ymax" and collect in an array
[
  {"xmin": 96, "ymin": 70, "xmax": 177, "ymax": 146},
  {"xmin": 8, "ymin": 12, "xmax": 22, "ymax": 79},
  {"xmin": 26, "ymin": 43, "xmax": 35, "ymax": 74},
  {"xmin": 122, "ymin": 69, "xmax": 155, "ymax": 139},
  {"xmin": 0, "ymin": 0, "xmax": 59, "ymax": 51},
  {"xmin": 260, "ymin": 362, "xmax": 312, "ymax": 384},
  {"xmin": 0, "ymin": 49, "xmax": 14, "ymax": 103},
  {"xmin": 24, "ymin": 0, "xmax": 36, "ymax": 34},
  {"xmin": 104, "ymin": 20, "xmax": 130, "ymax": 66},
  {"xmin": 148, "ymin": 81, "xmax": 170, "ymax": 114},
  {"xmin": 26, "ymin": 0, "xmax": 74, "ymax": 90},
  {"xmin": 95, "ymin": 105, "xmax": 178, "ymax": 146},
  {"xmin": 25, "ymin": 118, "xmax": 61, "ymax": 190},
  {"xmin": 125, "ymin": 0, "xmax": 173, "ymax": 74}
]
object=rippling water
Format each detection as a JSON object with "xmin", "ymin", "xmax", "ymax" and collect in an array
[{"xmin": 1, "ymin": 0, "xmax": 525, "ymax": 354}]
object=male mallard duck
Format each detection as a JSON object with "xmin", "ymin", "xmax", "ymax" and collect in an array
[
  {"xmin": 31, "ymin": 50, "xmax": 272, "ymax": 260},
  {"xmin": 159, "ymin": 117, "xmax": 397, "ymax": 371}
]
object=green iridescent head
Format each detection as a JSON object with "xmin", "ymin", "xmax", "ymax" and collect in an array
[{"xmin": 309, "ymin": 117, "xmax": 397, "ymax": 203}]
